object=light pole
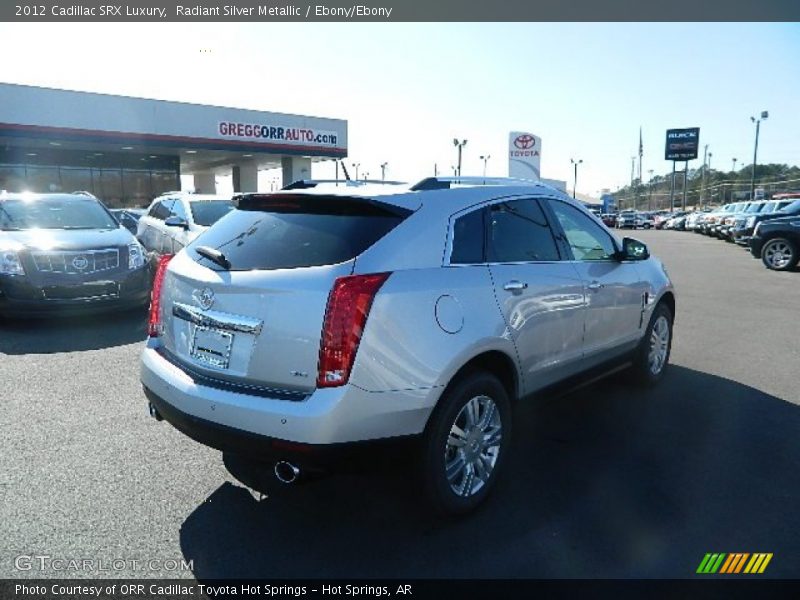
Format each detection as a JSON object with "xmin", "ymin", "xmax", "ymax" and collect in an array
[
  {"xmin": 647, "ymin": 169, "xmax": 655, "ymax": 210},
  {"xmin": 570, "ymin": 158, "xmax": 583, "ymax": 199},
  {"xmin": 380, "ymin": 162, "xmax": 388, "ymax": 181},
  {"xmin": 451, "ymin": 165, "xmax": 458, "ymax": 176},
  {"xmin": 479, "ymin": 154, "xmax": 491, "ymax": 177},
  {"xmin": 750, "ymin": 111, "xmax": 768, "ymax": 200},
  {"xmin": 453, "ymin": 139, "xmax": 467, "ymax": 177},
  {"xmin": 351, "ymin": 162, "xmax": 360, "ymax": 181},
  {"xmin": 732, "ymin": 157, "xmax": 737, "ymax": 172},
  {"xmin": 362, "ymin": 171, "xmax": 369, "ymax": 181},
  {"xmin": 630, "ymin": 156, "xmax": 636, "ymax": 210}
]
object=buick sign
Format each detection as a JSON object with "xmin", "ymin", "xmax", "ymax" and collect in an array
[{"xmin": 665, "ymin": 127, "xmax": 700, "ymax": 161}]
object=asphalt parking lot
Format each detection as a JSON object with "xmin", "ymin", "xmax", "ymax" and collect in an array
[{"xmin": 1, "ymin": 229, "xmax": 798, "ymax": 579}]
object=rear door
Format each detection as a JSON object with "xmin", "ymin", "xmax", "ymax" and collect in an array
[
  {"xmin": 159, "ymin": 194, "xmax": 410, "ymax": 393},
  {"xmin": 546, "ymin": 198, "xmax": 646, "ymax": 358},
  {"xmin": 482, "ymin": 198, "xmax": 586, "ymax": 390}
]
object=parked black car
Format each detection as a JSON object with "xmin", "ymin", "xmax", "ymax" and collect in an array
[
  {"xmin": 0, "ymin": 193, "xmax": 152, "ymax": 316},
  {"xmin": 111, "ymin": 208, "xmax": 146, "ymax": 235},
  {"xmin": 733, "ymin": 200, "xmax": 800, "ymax": 247},
  {"xmin": 749, "ymin": 214, "xmax": 800, "ymax": 271}
]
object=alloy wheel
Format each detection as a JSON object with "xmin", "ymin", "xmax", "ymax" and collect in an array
[
  {"xmin": 764, "ymin": 240, "xmax": 793, "ymax": 269},
  {"xmin": 648, "ymin": 315, "xmax": 670, "ymax": 375},
  {"xmin": 444, "ymin": 395, "xmax": 502, "ymax": 497}
]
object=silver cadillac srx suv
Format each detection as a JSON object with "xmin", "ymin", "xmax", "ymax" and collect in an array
[{"xmin": 140, "ymin": 177, "xmax": 675, "ymax": 515}]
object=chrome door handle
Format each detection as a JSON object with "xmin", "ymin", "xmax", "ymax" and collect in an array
[
  {"xmin": 587, "ymin": 281, "xmax": 604, "ymax": 291},
  {"xmin": 503, "ymin": 280, "xmax": 528, "ymax": 291}
]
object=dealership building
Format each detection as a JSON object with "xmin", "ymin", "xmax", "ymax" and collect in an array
[{"xmin": 0, "ymin": 83, "xmax": 348, "ymax": 207}]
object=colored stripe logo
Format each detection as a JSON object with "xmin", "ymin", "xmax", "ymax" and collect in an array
[{"xmin": 697, "ymin": 553, "xmax": 773, "ymax": 574}]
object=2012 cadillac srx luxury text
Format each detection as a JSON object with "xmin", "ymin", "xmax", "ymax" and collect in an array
[{"xmin": 140, "ymin": 177, "xmax": 676, "ymax": 515}]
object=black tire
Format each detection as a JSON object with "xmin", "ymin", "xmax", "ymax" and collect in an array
[
  {"xmin": 631, "ymin": 302, "xmax": 673, "ymax": 386},
  {"xmin": 760, "ymin": 237, "xmax": 799, "ymax": 271},
  {"xmin": 421, "ymin": 371, "xmax": 511, "ymax": 516}
]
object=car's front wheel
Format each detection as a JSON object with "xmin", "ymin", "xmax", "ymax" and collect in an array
[
  {"xmin": 421, "ymin": 371, "xmax": 511, "ymax": 515},
  {"xmin": 632, "ymin": 302, "xmax": 673, "ymax": 385},
  {"xmin": 761, "ymin": 238, "xmax": 799, "ymax": 271}
]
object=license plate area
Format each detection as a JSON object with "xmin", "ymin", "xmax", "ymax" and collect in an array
[{"xmin": 190, "ymin": 326, "xmax": 234, "ymax": 369}]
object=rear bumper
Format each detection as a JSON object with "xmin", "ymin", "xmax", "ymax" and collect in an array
[{"xmin": 140, "ymin": 342, "xmax": 434, "ymax": 447}]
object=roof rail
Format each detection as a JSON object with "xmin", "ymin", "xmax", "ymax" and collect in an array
[
  {"xmin": 410, "ymin": 176, "xmax": 541, "ymax": 191},
  {"xmin": 282, "ymin": 179, "xmax": 406, "ymax": 190}
]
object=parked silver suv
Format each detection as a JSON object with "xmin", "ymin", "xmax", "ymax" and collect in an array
[{"xmin": 140, "ymin": 177, "xmax": 675, "ymax": 514}]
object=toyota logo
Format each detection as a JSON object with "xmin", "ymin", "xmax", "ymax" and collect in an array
[
  {"xmin": 194, "ymin": 288, "xmax": 215, "ymax": 310},
  {"xmin": 514, "ymin": 134, "xmax": 536, "ymax": 150},
  {"xmin": 72, "ymin": 256, "xmax": 89, "ymax": 270}
]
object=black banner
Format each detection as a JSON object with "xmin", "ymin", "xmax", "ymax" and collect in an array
[
  {"xmin": 2, "ymin": 580, "xmax": 800, "ymax": 600},
  {"xmin": 2, "ymin": 0, "xmax": 800, "ymax": 22}
]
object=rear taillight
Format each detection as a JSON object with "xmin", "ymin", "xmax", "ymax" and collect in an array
[
  {"xmin": 317, "ymin": 272, "xmax": 390, "ymax": 388},
  {"xmin": 148, "ymin": 254, "xmax": 174, "ymax": 337}
]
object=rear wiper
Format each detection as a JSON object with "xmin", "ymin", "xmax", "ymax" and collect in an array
[{"xmin": 195, "ymin": 245, "xmax": 231, "ymax": 270}]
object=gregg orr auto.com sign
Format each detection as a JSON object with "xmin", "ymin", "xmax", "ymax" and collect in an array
[
  {"xmin": 665, "ymin": 127, "xmax": 700, "ymax": 161},
  {"xmin": 219, "ymin": 121, "xmax": 339, "ymax": 146}
]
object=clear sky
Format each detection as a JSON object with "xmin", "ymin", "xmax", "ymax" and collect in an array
[{"xmin": 1, "ymin": 22, "xmax": 798, "ymax": 196}]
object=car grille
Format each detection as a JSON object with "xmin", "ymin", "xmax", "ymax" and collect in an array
[{"xmin": 32, "ymin": 249, "xmax": 120, "ymax": 275}]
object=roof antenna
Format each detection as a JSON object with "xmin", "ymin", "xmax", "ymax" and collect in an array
[{"xmin": 340, "ymin": 160, "xmax": 351, "ymax": 181}]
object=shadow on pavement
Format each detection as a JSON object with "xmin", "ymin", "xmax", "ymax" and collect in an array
[
  {"xmin": 179, "ymin": 365, "xmax": 800, "ymax": 578},
  {"xmin": 0, "ymin": 307, "xmax": 147, "ymax": 354}
]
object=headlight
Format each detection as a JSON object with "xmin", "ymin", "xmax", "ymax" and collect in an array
[
  {"xmin": 0, "ymin": 250, "xmax": 25, "ymax": 275},
  {"xmin": 128, "ymin": 242, "xmax": 146, "ymax": 270},
  {"xmin": 746, "ymin": 216, "xmax": 756, "ymax": 228}
]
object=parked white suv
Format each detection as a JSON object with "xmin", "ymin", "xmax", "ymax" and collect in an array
[
  {"xmin": 140, "ymin": 177, "xmax": 676, "ymax": 514},
  {"xmin": 137, "ymin": 192, "xmax": 234, "ymax": 256}
]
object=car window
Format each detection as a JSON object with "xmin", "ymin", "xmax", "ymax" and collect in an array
[
  {"xmin": 450, "ymin": 207, "xmax": 485, "ymax": 264},
  {"xmin": 190, "ymin": 200, "xmax": 235, "ymax": 227},
  {"xmin": 487, "ymin": 199, "xmax": 560, "ymax": 263},
  {"xmin": 0, "ymin": 197, "xmax": 117, "ymax": 230},
  {"xmin": 149, "ymin": 199, "xmax": 172, "ymax": 221},
  {"xmin": 170, "ymin": 199, "xmax": 188, "ymax": 221},
  {"xmin": 549, "ymin": 200, "xmax": 617, "ymax": 261}
]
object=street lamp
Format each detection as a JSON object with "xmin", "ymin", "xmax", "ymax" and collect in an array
[
  {"xmin": 570, "ymin": 158, "xmax": 583, "ymax": 199},
  {"xmin": 732, "ymin": 157, "xmax": 737, "ymax": 172},
  {"xmin": 750, "ymin": 111, "xmax": 768, "ymax": 200},
  {"xmin": 451, "ymin": 165, "xmax": 458, "ymax": 176},
  {"xmin": 363, "ymin": 171, "xmax": 369, "ymax": 181},
  {"xmin": 351, "ymin": 162, "xmax": 360, "ymax": 180},
  {"xmin": 453, "ymin": 139, "xmax": 467, "ymax": 177},
  {"xmin": 380, "ymin": 162, "xmax": 388, "ymax": 181},
  {"xmin": 647, "ymin": 169, "xmax": 655, "ymax": 210},
  {"xmin": 479, "ymin": 154, "xmax": 491, "ymax": 177}
]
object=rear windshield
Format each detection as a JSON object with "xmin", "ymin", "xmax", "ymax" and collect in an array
[
  {"xmin": 0, "ymin": 197, "xmax": 117, "ymax": 231},
  {"xmin": 190, "ymin": 200, "xmax": 235, "ymax": 227},
  {"xmin": 188, "ymin": 195, "xmax": 410, "ymax": 271}
]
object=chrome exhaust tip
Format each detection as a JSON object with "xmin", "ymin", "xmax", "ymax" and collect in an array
[
  {"xmin": 274, "ymin": 461, "xmax": 301, "ymax": 484},
  {"xmin": 148, "ymin": 402, "xmax": 163, "ymax": 421}
]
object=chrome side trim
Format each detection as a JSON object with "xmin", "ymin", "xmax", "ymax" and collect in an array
[{"xmin": 172, "ymin": 302, "xmax": 263, "ymax": 335}]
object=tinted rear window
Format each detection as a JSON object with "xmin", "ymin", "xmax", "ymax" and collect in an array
[{"xmin": 188, "ymin": 195, "xmax": 409, "ymax": 271}]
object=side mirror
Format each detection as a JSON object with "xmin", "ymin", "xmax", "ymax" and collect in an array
[
  {"xmin": 164, "ymin": 216, "xmax": 189, "ymax": 229},
  {"xmin": 619, "ymin": 237, "xmax": 650, "ymax": 261}
]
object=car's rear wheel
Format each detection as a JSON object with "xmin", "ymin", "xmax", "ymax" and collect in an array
[
  {"xmin": 761, "ymin": 238, "xmax": 799, "ymax": 271},
  {"xmin": 421, "ymin": 371, "xmax": 511, "ymax": 515},
  {"xmin": 632, "ymin": 302, "xmax": 673, "ymax": 385}
]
